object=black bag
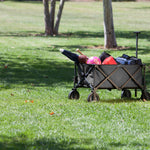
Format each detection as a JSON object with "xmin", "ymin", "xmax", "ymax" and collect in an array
[
  {"xmin": 116, "ymin": 54, "xmax": 142, "ymax": 65},
  {"xmin": 99, "ymin": 52, "xmax": 110, "ymax": 62}
]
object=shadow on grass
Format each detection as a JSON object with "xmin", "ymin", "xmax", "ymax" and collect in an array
[
  {"xmin": 0, "ymin": 135, "xmax": 149, "ymax": 150},
  {"xmin": 0, "ymin": 135, "xmax": 93, "ymax": 150},
  {"xmin": 100, "ymin": 98, "xmax": 144, "ymax": 104},
  {"xmin": 0, "ymin": 55, "xmax": 75, "ymax": 88},
  {"xmin": 0, "ymin": 30, "xmax": 150, "ymax": 40},
  {"xmin": 110, "ymin": 142, "xmax": 149, "ymax": 149}
]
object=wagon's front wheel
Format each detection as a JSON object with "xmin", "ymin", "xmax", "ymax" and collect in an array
[
  {"xmin": 121, "ymin": 89, "xmax": 131, "ymax": 99},
  {"xmin": 68, "ymin": 90, "xmax": 80, "ymax": 100},
  {"xmin": 87, "ymin": 92, "xmax": 100, "ymax": 102}
]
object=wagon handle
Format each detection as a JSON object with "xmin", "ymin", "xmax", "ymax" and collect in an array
[
  {"xmin": 133, "ymin": 31, "xmax": 141, "ymax": 97},
  {"xmin": 134, "ymin": 31, "xmax": 141, "ymax": 58},
  {"xmin": 76, "ymin": 49, "xmax": 84, "ymax": 55}
]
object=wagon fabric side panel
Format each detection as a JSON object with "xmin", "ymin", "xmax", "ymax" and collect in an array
[{"xmin": 94, "ymin": 65, "xmax": 143, "ymax": 90}]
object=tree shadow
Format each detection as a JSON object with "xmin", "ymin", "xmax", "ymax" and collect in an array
[
  {"xmin": 1, "ymin": 135, "xmax": 149, "ymax": 150},
  {"xmin": 0, "ymin": 31, "xmax": 46, "ymax": 38},
  {"xmin": 0, "ymin": 54, "xmax": 75, "ymax": 89},
  {"xmin": 100, "ymin": 98, "xmax": 142, "ymax": 104},
  {"xmin": 0, "ymin": 135, "xmax": 94, "ymax": 150},
  {"xmin": 109, "ymin": 142, "xmax": 149, "ymax": 149},
  {"xmin": 0, "ymin": 30, "xmax": 150, "ymax": 40}
]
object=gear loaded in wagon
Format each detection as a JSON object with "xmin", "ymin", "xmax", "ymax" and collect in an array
[{"xmin": 60, "ymin": 49, "xmax": 142, "ymax": 65}]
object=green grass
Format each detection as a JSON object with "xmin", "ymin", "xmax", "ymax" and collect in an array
[{"xmin": 0, "ymin": 1, "xmax": 150, "ymax": 150}]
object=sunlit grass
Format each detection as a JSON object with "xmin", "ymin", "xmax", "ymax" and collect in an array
[{"xmin": 0, "ymin": 1, "xmax": 150, "ymax": 150}]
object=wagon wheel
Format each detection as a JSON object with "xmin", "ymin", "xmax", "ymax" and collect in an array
[
  {"xmin": 121, "ymin": 89, "xmax": 131, "ymax": 99},
  {"xmin": 87, "ymin": 92, "xmax": 100, "ymax": 102},
  {"xmin": 141, "ymin": 91, "xmax": 150, "ymax": 100},
  {"xmin": 68, "ymin": 90, "xmax": 80, "ymax": 100}
]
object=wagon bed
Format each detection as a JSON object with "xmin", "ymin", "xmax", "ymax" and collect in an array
[{"xmin": 68, "ymin": 63, "xmax": 149, "ymax": 102}]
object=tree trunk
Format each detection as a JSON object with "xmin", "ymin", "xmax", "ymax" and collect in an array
[
  {"xmin": 50, "ymin": 0, "xmax": 56, "ymax": 35},
  {"xmin": 103, "ymin": 0, "xmax": 117, "ymax": 49},
  {"xmin": 43, "ymin": 0, "xmax": 52, "ymax": 36},
  {"xmin": 43, "ymin": 0, "xmax": 64, "ymax": 36},
  {"xmin": 54, "ymin": 0, "xmax": 65, "ymax": 35}
]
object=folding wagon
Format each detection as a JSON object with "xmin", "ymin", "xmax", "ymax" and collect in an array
[{"xmin": 68, "ymin": 63, "xmax": 149, "ymax": 102}]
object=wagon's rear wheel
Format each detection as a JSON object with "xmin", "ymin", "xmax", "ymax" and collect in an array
[
  {"xmin": 87, "ymin": 92, "xmax": 100, "ymax": 102},
  {"xmin": 68, "ymin": 90, "xmax": 80, "ymax": 99},
  {"xmin": 141, "ymin": 91, "xmax": 150, "ymax": 100},
  {"xmin": 121, "ymin": 89, "xmax": 131, "ymax": 99}
]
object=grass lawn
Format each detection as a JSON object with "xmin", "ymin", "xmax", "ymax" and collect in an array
[{"xmin": 0, "ymin": 1, "xmax": 150, "ymax": 150}]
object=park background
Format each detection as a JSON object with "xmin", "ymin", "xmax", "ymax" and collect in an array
[{"xmin": 0, "ymin": 0, "xmax": 150, "ymax": 149}]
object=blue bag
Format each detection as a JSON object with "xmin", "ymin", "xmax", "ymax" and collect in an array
[{"xmin": 116, "ymin": 54, "xmax": 142, "ymax": 65}]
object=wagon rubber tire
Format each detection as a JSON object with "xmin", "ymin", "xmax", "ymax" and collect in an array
[
  {"xmin": 121, "ymin": 89, "xmax": 131, "ymax": 99},
  {"xmin": 87, "ymin": 92, "xmax": 100, "ymax": 102},
  {"xmin": 141, "ymin": 91, "xmax": 150, "ymax": 100},
  {"xmin": 68, "ymin": 90, "xmax": 80, "ymax": 99}
]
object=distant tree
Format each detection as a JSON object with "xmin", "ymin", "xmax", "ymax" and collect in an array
[
  {"xmin": 54, "ymin": 0, "xmax": 65, "ymax": 35},
  {"xmin": 43, "ymin": 0, "xmax": 65, "ymax": 36},
  {"xmin": 103, "ymin": 0, "xmax": 117, "ymax": 48},
  {"xmin": 43, "ymin": 0, "xmax": 52, "ymax": 35},
  {"xmin": 50, "ymin": 0, "xmax": 56, "ymax": 35}
]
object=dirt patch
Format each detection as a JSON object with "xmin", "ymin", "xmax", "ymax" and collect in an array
[{"xmin": 81, "ymin": 45, "xmax": 130, "ymax": 50}]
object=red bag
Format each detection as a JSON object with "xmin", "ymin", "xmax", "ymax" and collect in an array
[{"xmin": 102, "ymin": 56, "xmax": 117, "ymax": 65}]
